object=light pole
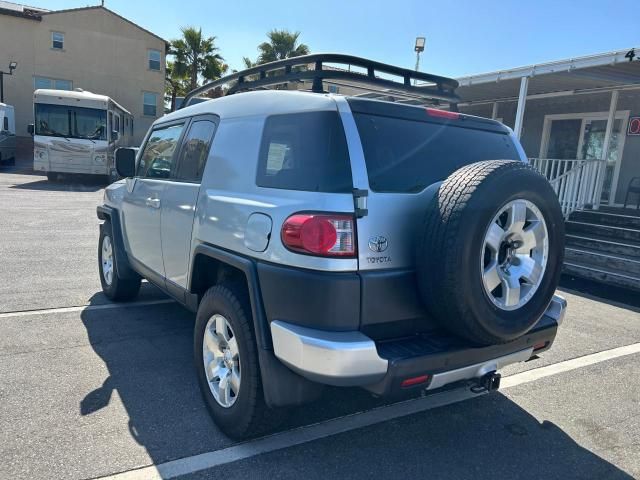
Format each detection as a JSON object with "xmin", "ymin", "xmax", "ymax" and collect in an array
[
  {"xmin": 0, "ymin": 61, "xmax": 18, "ymax": 103},
  {"xmin": 414, "ymin": 37, "xmax": 425, "ymax": 85}
]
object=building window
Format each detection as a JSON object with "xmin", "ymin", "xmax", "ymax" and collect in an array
[
  {"xmin": 52, "ymin": 32, "xmax": 64, "ymax": 50},
  {"xmin": 148, "ymin": 49, "xmax": 161, "ymax": 71},
  {"xmin": 34, "ymin": 76, "xmax": 72, "ymax": 91},
  {"xmin": 143, "ymin": 92, "xmax": 158, "ymax": 116}
]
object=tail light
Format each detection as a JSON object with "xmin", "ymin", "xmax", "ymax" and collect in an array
[
  {"xmin": 426, "ymin": 107, "xmax": 460, "ymax": 120},
  {"xmin": 281, "ymin": 213, "xmax": 356, "ymax": 257}
]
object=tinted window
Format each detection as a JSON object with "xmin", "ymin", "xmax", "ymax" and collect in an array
[
  {"xmin": 3, "ymin": 117, "xmax": 9, "ymax": 131},
  {"xmin": 354, "ymin": 114, "xmax": 520, "ymax": 193},
  {"xmin": 137, "ymin": 124, "xmax": 185, "ymax": 179},
  {"xmin": 256, "ymin": 111, "xmax": 352, "ymax": 192},
  {"xmin": 175, "ymin": 120, "xmax": 216, "ymax": 182}
]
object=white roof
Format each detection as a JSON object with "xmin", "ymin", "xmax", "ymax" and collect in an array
[
  {"xmin": 33, "ymin": 89, "xmax": 130, "ymax": 114},
  {"xmin": 457, "ymin": 47, "xmax": 639, "ymax": 86},
  {"xmin": 161, "ymin": 90, "xmax": 338, "ymax": 123}
]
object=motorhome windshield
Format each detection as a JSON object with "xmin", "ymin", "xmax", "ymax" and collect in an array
[{"xmin": 35, "ymin": 103, "xmax": 107, "ymax": 141}]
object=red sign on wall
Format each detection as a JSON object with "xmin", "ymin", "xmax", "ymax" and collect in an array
[{"xmin": 629, "ymin": 116, "xmax": 640, "ymax": 136}]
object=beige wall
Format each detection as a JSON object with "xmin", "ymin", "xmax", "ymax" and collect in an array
[{"xmin": 0, "ymin": 7, "xmax": 165, "ymax": 143}]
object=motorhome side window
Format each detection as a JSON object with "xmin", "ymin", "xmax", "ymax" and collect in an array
[{"xmin": 3, "ymin": 117, "xmax": 7, "ymax": 131}]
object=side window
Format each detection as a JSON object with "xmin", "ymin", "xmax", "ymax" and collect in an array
[
  {"xmin": 174, "ymin": 120, "xmax": 217, "ymax": 182},
  {"xmin": 120, "ymin": 115, "xmax": 125, "ymax": 135},
  {"xmin": 114, "ymin": 115, "xmax": 120, "ymax": 135},
  {"xmin": 108, "ymin": 111, "xmax": 113, "ymax": 134},
  {"xmin": 3, "ymin": 117, "xmax": 8, "ymax": 131},
  {"xmin": 256, "ymin": 111, "xmax": 352, "ymax": 193},
  {"xmin": 137, "ymin": 123, "xmax": 185, "ymax": 179},
  {"xmin": 130, "ymin": 117, "xmax": 134, "ymax": 136}
]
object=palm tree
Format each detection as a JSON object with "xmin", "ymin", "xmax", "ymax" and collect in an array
[
  {"xmin": 165, "ymin": 61, "xmax": 190, "ymax": 112},
  {"xmin": 170, "ymin": 27, "xmax": 227, "ymax": 91},
  {"xmin": 242, "ymin": 57, "xmax": 257, "ymax": 69},
  {"xmin": 255, "ymin": 30, "xmax": 309, "ymax": 65}
]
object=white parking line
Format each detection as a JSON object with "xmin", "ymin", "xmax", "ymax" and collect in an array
[
  {"xmin": 92, "ymin": 341, "xmax": 640, "ymax": 480},
  {"xmin": 0, "ymin": 299, "xmax": 176, "ymax": 319}
]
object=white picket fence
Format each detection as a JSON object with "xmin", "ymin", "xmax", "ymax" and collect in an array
[{"xmin": 529, "ymin": 158, "xmax": 607, "ymax": 218}]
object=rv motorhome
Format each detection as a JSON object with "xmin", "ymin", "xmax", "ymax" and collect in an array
[
  {"xmin": 0, "ymin": 103, "xmax": 16, "ymax": 165},
  {"xmin": 31, "ymin": 89, "xmax": 134, "ymax": 181}
]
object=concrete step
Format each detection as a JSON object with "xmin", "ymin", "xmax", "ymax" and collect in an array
[
  {"xmin": 565, "ymin": 234, "xmax": 640, "ymax": 258},
  {"xmin": 570, "ymin": 210, "xmax": 640, "ymax": 229},
  {"xmin": 565, "ymin": 247, "xmax": 640, "ymax": 276},
  {"xmin": 566, "ymin": 221, "xmax": 640, "ymax": 244},
  {"xmin": 563, "ymin": 262, "xmax": 640, "ymax": 291},
  {"xmin": 597, "ymin": 206, "xmax": 640, "ymax": 217}
]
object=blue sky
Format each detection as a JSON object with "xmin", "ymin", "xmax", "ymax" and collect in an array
[{"xmin": 41, "ymin": 0, "xmax": 638, "ymax": 76}]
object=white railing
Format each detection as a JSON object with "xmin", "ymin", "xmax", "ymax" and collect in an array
[{"xmin": 529, "ymin": 158, "xmax": 607, "ymax": 218}]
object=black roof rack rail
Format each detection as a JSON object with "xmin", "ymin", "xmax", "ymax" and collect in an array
[{"xmin": 180, "ymin": 53, "xmax": 460, "ymax": 110}]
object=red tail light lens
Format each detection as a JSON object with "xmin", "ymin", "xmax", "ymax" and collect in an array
[
  {"xmin": 426, "ymin": 107, "xmax": 460, "ymax": 120},
  {"xmin": 401, "ymin": 375, "xmax": 430, "ymax": 388},
  {"xmin": 281, "ymin": 214, "xmax": 356, "ymax": 257}
]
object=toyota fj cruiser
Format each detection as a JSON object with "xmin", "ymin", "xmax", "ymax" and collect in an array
[{"xmin": 97, "ymin": 54, "xmax": 566, "ymax": 439}]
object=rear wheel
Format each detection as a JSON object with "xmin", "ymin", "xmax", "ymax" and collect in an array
[
  {"xmin": 416, "ymin": 160, "xmax": 564, "ymax": 345},
  {"xmin": 195, "ymin": 284, "xmax": 279, "ymax": 439},
  {"xmin": 98, "ymin": 221, "xmax": 141, "ymax": 301},
  {"xmin": 46, "ymin": 172, "xmax": 58, "ymax": 182}
]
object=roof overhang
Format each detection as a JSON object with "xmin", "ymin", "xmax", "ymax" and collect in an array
[{"xmin": 456, "ymin": 47, "xmax": 640, "ymax": 106}]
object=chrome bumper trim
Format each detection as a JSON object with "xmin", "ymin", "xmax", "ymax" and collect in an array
[
  {"xmin": 427, "ymin": 347, "xmax": 533, "ymax": 390},
  {"xmin": 270, "ymin": 320, "xmax": 388, "ymax": 386},
  {"xmin": 546, "ymin": 294, "xmax": 567, "ymax": 325}
]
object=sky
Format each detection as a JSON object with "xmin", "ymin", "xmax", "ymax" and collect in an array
[{"xmin": 37, "ymin": 0, "xmax": 639, "ymax": 77}]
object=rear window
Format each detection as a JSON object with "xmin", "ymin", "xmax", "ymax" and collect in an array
[
  {"xmin": 256, "ymin": 111, "xmax": 352, "ymax": 193},
  {"xmin": 353, "ymin": 113, "xmax": 520, "ymax": 193}
]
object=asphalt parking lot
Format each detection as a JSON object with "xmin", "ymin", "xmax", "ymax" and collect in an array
[{"xmin": 1, "ymin": 170, "xmax": 639, "ymax": 480}]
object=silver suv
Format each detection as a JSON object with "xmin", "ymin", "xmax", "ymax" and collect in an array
[{"xmin": 97, "ymin": 55, "xmax": 566, "ymax": 439}]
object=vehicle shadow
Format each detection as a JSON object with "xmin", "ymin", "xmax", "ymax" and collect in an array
[
  {"xmin": 560, "ymin": 273, "xmax": 640, "ymax": 312},
  {"xmin": 79, "ymin": 294, "xmax": 633, "ymax": 479},
  {"xmin": 10, "ymin": 175, "xmax": 107, "ymax": 192}
]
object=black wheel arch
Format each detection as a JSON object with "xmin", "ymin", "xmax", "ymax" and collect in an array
[
  {"xmin": 190, "ymin": 244, "xmax": 323, "ymax": 408},
  {"xmin": 96, "ymin": 206, "xmax": 138, "ymax": 280}
]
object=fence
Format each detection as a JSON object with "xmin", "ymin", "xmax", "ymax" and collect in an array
[{"xmin": 529, "ymin": 158, "xmax": 607, "ymax": 218}]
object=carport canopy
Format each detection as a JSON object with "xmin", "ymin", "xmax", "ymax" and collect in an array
[{"xmin": 455, "ymin": 47, "xmax": 640, "ymax": 143}]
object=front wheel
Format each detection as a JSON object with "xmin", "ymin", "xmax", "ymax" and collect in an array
[
  {"xmin": 98, "ymin": 221, "xmax": 141, "ymax": 301},
  {"xmin": 195, "ymin": 284, "xmax": 278, "ymax": 439}
]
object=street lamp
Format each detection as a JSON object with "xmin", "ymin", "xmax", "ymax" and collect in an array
[
  {"xmin": 0, "ymin": 61, "xmax": 18, "ymax": 103},
  {"xmin": 414, "ymin": 37, "xmax": 425, "ymax": 85}
]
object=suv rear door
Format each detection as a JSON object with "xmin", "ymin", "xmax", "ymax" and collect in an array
[
  {"xmin": 344, "ymin": 98, "xmax": 523, "ymax": 273},
  {"xmin": 160, "ymin": 115, "xmax": 217, "ymax": 293}
]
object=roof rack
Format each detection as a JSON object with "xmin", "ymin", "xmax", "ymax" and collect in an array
[{"xmin": 180, "ymin": 53, "xmax": 460, "ymax": 110}]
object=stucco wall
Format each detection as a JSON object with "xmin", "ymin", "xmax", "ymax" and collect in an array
[
  {"xmin": 460, "ymin": 91, "xmax": 640, "ymax": 204},
  {"xmin": 0, "ymin": 7, "xmax": 165, "ymax": 144}
]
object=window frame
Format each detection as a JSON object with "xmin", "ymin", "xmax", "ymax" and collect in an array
[
  {"xmin": 143, "ymin": 92, "xmax": 158, "ymax": 117},
  {"xmin": 172, "ymin": 114, "xmax": 219, "ymax": 184},
  {"xmin": 135, "ymin": 119, "xmax": 188, "ymax": 179},
  {"xmin": 148, "ymin": 49, "xmax": 162, "ymax": 71},
  {"xmin": 51, "ymin": 31, "xmax": 64, "ymax": 50}
]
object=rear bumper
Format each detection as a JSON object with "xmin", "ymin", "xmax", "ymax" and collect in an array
[{"xmin": 271, "ymin": 295, "xmax": 566, "ymax": 393}]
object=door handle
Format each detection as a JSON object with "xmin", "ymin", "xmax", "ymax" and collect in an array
[{"xmin": 145, "ymin": 197, "xmax": 161, "ymax": 209}]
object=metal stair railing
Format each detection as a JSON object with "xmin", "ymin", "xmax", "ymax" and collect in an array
[{"xmin": 530, "ymin": 158, "xmax": 607, "ymax": 218}]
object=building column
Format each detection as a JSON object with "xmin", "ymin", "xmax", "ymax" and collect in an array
[
  {"xmin": 593, "ymin": 90, "xmax": 619, "ymax": 208},
  {"xmin": 491, "ymin": 102, "xmax": 499, "ymax": 120},
  {"xmin": 513, "ymin": 76, "xmax": 529, "ymax": 139}
]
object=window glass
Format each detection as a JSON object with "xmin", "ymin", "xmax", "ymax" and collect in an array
[
  {"xmin": 353, "ymin": 113, "xmax": 520, "ymax": 193},
  {"xmin": 148, "ymin": 50, "xmax": 161, "ymax": 71},
  {"xmin": 130, "ymin": 117, "xmax": 134, "ymax": 136},
  {"xmin": 137, "ymin": 124, "xmax": 185, "ymax": 179},
  {"xmin": 143, "ymin": 92, "xmax": 158, "ymax": 116},
  {"xmin": 256, "ymin": 111, "xmax": 352, "ymax": 192},
  {"xmin": 114, "ymin": 115, "xmax": 120, "ymax": 135},
  {"xmin": 3, "ymin": 117, "xmax": 8, "ymax": 131},
  {"xmin": 34, "ymin": 104, "xmax": 107, "ymax": 140},
  {"xmin": 175, "ymin": 120, "xmax": 216, "ymax": 182},
  {"xmin": 52, "ymin": 32, "xmax": 64, "ymax": 49},
  {"xmin": 34, "ymin": 77, "xmax": 72, "ymax": 91}
]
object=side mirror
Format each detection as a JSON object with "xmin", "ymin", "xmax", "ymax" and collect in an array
[
  {"xmin": 111, "ymin": 130, "xmax": 119, "ymax": 142},
  {"xmin": 115, "ymin": 147, "xmax": 136, "ymax": 178},
  {"xmin": 28, "ymin": 124, "xmax": 35, "ymax": 136}
]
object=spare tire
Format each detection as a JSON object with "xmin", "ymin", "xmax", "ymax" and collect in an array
[{"xmin": 416, "ymin": 160, "xmax": 564, "ymax": 345}]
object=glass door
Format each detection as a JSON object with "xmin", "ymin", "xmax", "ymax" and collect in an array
[{"xmin": 579, "ymin": 118, "xmax": 623, "ymax": 204}]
